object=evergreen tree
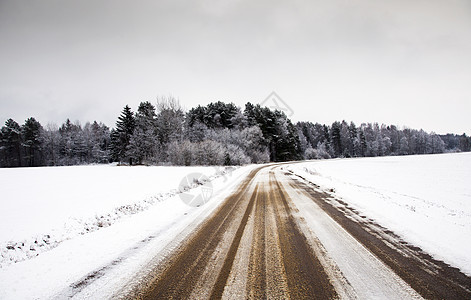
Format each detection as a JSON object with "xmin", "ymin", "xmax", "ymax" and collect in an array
[
  {"xmin": 111, "ymin": 105, "xmax": 135, "ymax": 164},
  {"xmin": 347, "ymin": 122, "xmax": 358, "ymax": 157},
  {"xmin": 243, "ymin": 103, "xmax": 300, "ymax": 162},
  {"xmin": 359, "ymin": 130, "xmax": 367, "ymax": 157},
  {"xmin": 1, "ymin": 119, "xmax": 22, "ymax": 167},
  {"xmin": 460, "ymin": 134, "xmax": 471, "ymax": 152},
  {"xmin": 127, "ymin": 101, "xmax": 159, "ymax": 164},
  {"xmin": 331, "ymin": 121, "xmax": 342, "ymax": 157},
  {"xmin": 272, "ymin": 111, "xmax": 301, "ymax": 161},
  {"xmin": 187, "ymin": 101, "xmax": 240, "ymax": 129},
  {"xmin": 22, "ymin": 117, "xmax": 43, "ymax": 167}
]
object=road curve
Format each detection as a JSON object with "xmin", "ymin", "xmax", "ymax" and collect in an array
[{"xmin": 129, "ymin": 164, "xmax": 471, "ymax": 299}]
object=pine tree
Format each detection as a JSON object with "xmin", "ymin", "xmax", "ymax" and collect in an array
[
  {"xmin": 460, "ymin": 134, "xmax": 470, "ymax": 152},
  {"xmin": 127, "ymin": 101, "xmax": 159, "ymax": 164},
  {"xmin": 348, "ymin": 122, "xmax": 358, "ymax": 157},
  {"xmin": 1, "ymin": 119, "xmax": 23, "ymax": 167},
  {"xmin": 359, "ymin": 130, "xmax": 367, "ymax": 157},
  {"xmin": 331, "ymin": 121, "xmax": 342, "ymax": 157},
  {"xmin": 22, "ymin": 117, "xmax": 43, "ymax": 167},
  {"xmin": 111, "ymin": 105, "xmax": 135, "ymax": 164}
]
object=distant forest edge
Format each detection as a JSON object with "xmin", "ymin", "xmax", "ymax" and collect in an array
[{"xmin": 1, "ymin": 98, "xmax": 470, "ymax": 167}]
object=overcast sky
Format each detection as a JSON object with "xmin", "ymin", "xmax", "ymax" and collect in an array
[{"xmin": 1, "ymin": 0, "xmax": 470, "ymax": 134}]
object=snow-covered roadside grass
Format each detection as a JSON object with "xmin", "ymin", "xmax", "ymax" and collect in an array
[
  {"xmin": 0, "ymin": 164, "xmax": 258, "ymax": 299},
  {"xmin": 286, "ymin": 152, "xmax": 471, "ymax": 276},
  {"xmin": 0, "ymin": 164, "xmax": 236, "ymax": 267}
]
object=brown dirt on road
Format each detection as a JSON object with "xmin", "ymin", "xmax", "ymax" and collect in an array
[
  {"xmin": 137, "ymin": 166, "xmax": 337, "ymax": 299},
  {"xmin": 269, "ymin": 171, "xmax": 337, "ymax": 299}
]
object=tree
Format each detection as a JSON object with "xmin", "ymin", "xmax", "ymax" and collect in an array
[
  {"xmin": 127, "ymin": 101, "xmax": 159, "ymax": 164},
  {"xmin": 58, "ymin": 119, "xmax": 82, "ymax": 165},
  {"xmin": 156, "ymin": 97, "xmax": 185, "ymax": 160},
  {"xmin": 22, "ymin": 117, "xmax": 43, "ymax": 167},
  {"xmin": 359, "ymin": 130, "xmax": 367, "ymax": 157},
  {"xmin": 399, "ymin": 136, "xmax": 409, "ymax": 155},
  {"xmin": 1, "ymin": 119, "xmax": 22, "ymax": 167},
  {"xmin": 193, "ymin": 140, "xmax": 225, "ymax": 165},
  {"xmin": 41, "ymin": 123, "xmax": 60, "ymax": 166},
  {"xmin": 243, "ymin": 103, "xmax": 300, "ymax": 162},
  {"xmin": 272, "ymin": 111, "xmax": 301, "ymax": 161},
  {"xmin": 88, "ymin": 121, "xmax": 111, "ymax": 163},
  {"xmin": 429, "ymin": 132, "xmax": 445, "ymax": 154},
  {"xmin": 111, "ymin": 105, "xmax": 135, "ymax": 164},
  {"xmin": 347, "ymin": 121, "xmax": 358, "ymax": 157},
  {"xmin": 331, "ymin": 121, "xmax": 342, "ymax": 157},
  {"xmin": 460, "ymin": 134, "xmax": 471, "ymax": 152},
  {"xmin": 167, "ymin": 140, "xmax": 193, "ymax": 166}
]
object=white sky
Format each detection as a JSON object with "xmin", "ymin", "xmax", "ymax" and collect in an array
[{"xmin": 1, "ymin": 0, "xmax": 470, "ymax": 134}]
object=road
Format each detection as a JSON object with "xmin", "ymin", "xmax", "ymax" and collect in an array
[{"xmin": 128, "ymin": 165, "xmax": 471, "ymax": 299}]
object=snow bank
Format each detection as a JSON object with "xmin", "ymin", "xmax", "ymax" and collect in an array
[
  {"xmin": 287, "ymin": 153, "xmax": 471, "ymax": 275},
  {"xmin": 0, "ymin": 164, "xmax": 235, "ymax": 267}
]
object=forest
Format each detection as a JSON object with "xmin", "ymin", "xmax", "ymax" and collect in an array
[{"xmin": 1, "ymin": 98, "xmax": 470, "ymax": 167}]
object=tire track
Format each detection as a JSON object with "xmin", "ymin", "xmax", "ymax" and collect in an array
[
  {"xmin": 268, "ymin": 171, "xmax": 337, "ymax": 299},
  {"xmin": 209, "ymin": 185, "xmax": 259, "ymax": 299},
  {"xmin": 138, "ymin": 166, "xmax": 338, "ymax": 299},
  {"xmin": 285, "ymin": 169, "xmax": 471, "ymax": 299},
  {"xmin": 132, "ymin": 164, "xmax": 471, "ymax": 299},
  {"xmin": 140, "ymin": 168, "xmax": 260, "ymax": 299},
  {"xmin": 245, "ymin": 183, "xmax": 267, "ymax": 299},
  {"xmin": 264, "ymin": 182, "xmax": 290, "ymax": 299}
]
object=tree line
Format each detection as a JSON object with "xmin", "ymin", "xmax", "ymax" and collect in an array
[{"xmin": 1, "ymin": 98, "xmax": 470, "ymax": 167}]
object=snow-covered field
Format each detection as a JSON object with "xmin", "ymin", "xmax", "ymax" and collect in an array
[
  {"xmin": 0, "ymin": 164, "xmax": 256, "ymax": 299},
  {"xmin": 1, "ymin": 153, "xmax": 470, "ymax": 299},
  {"xmin": 287, "ymin": 152, "xmax": 471, "ymax": 276}
]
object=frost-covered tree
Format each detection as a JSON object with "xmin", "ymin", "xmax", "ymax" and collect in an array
[
  {"xmin": 127, "ymin": 101, "xmax": 159, "ymax": 164},
  {"xmin": 193, "ymin": 140, "xmax": 225, "ymax": 165},
  {"xmin": 224, "ymin": 144, "xmax": 251, "ymax": 165},
  {"xmin": 239, "ymin": 126, "xmax": 269, "ymax": 163},
  {"xmin": 399, "ymin": 136, "xmax": 409, "ymax": 155},
  {"xmin": 205, "ymin": 126, "xmax": 269, "ymax": 164},
  {"xmin": 429, "ymin": 132, "xmax": 445, "ymax": 154},
  {"xmin": 156, "ymin": 97, "xmax": 185, "ymax": 161},
  {"xmin": 316, "ymin": 142, "xmax": 332, "ymax": 159},
  {"xmin": 58, "ymin": 119, "xmax": 82, "ymax": 165},
  {"xmin": 167, "ymin": 140, "xmax": 193, "ymax": 166},
  {"xmin": 1, "ymin": 99, "xmax": 462, "ymax": 168},
  {"xmin": 41, "ymin": 123, "xmax": 60, "ymax": 166},
  {"xmin": 88, "ymin": 121, "xmax": 111, "ymax": 163}
]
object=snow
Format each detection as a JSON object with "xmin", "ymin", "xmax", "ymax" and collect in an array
[
  {"xmin": 287, "ymin": 152, "xmax": 471, "ymax": 275},
  {"xmin": 0, "ymin": 163, "xmax": 257, "ymax": 299},
  {"xmin": 1, "ymin": 153, "xmax": 470, "ymax": 298}
]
